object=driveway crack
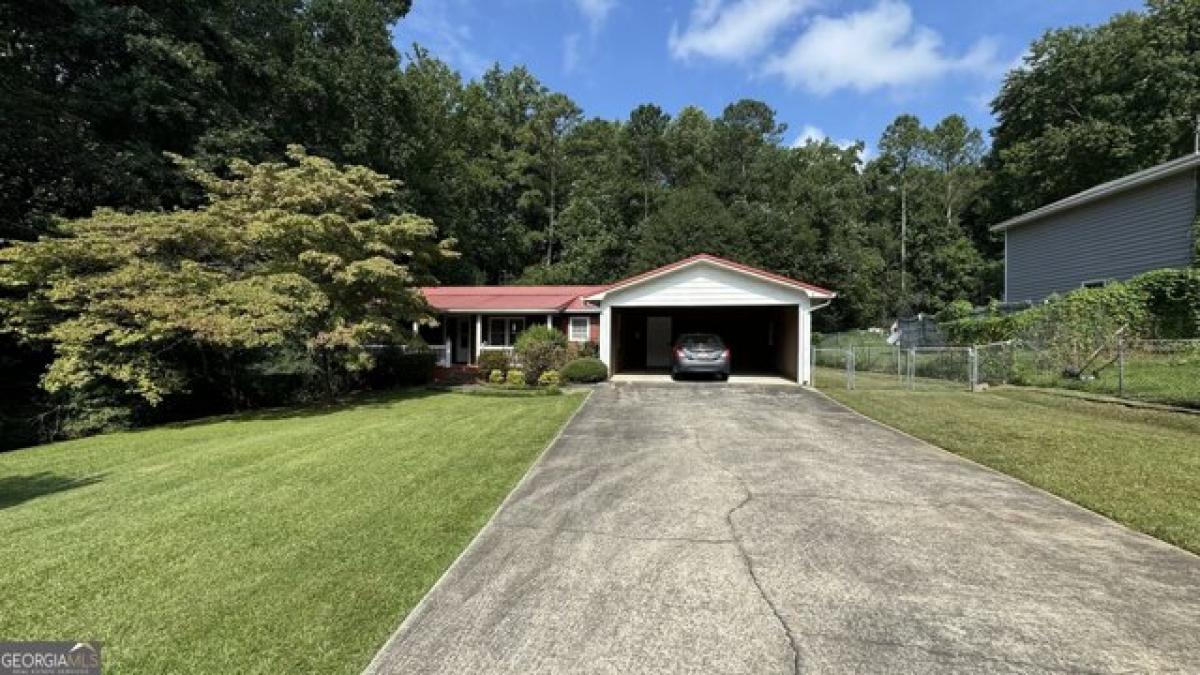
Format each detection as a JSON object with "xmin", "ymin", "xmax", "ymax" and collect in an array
[{"xmin": 694, "ymin": 433, "xmax": 802, "ymax": 675}]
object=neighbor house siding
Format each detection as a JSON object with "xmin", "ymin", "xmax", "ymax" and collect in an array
[{"xmin": 1006, "ymin": 170, "xmax": 1197, "ymax": 303}]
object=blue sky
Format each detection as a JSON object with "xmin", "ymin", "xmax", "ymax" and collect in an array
[{"xmin": 392, "ymin": 0, "xmax": 1143, "ymax": 153}]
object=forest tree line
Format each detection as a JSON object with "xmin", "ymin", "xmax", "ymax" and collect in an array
[
  {"xmin": 3, "ymin": 0, "xmax": 1200, "ymax": 444},
  {"xmin": 6, "ymin": 1, "xmax": 1200, "ymax": 324}
]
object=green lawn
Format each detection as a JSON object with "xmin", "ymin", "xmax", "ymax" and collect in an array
[
  {"xmin": 0, "ymin": 390, "xmax": 585, "ymax": 674},
  {"xmin": 817, "ymin": 379, "xmax": 1200, "ymax": 554}
]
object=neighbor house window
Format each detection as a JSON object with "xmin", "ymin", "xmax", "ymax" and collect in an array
[
  {"xmin": 568, "ymin": 316, "xmax": 590, "ymax": 343},
  {"xmin": 1080, "ymin": 279, "xmax": 1111, "ymax": 289},
  {"xmin": 487, "ymin": 317, "xmax": 524, "ymax": 347}
]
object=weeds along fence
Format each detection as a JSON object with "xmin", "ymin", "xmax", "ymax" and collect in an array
[
  {"xmin": 815, "ymin": 339, "xmax": 1200, "ymax": 409},
  {"xmin": 975, "ymin": 338, "xmax": 1200, "ymax": 409},
  {"xmin": 812, "ymin": 346, "xmax": 977, "ymax": 391}
]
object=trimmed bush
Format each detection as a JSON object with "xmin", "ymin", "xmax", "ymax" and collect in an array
[
  {"xmin": 537, "ymin": 370, "xmax": 561, "ymax": 387},
  {"xmin": 505, "ymin": 369, "xmax": 525, "ymax": 387},
  {"xmin": 514, "ymin": 325, "xmax": 568, "ymax": 385},
  {"xmin": 488, "ymin": 369, "xmax": 504, "ymax": 384},
  {"xmin": 477, "ymin": 350, "xmax": 510, "ymax": 375},
  {"xmin": 561, "ymin": 357, "xmax": 608, "ymax": 383}
]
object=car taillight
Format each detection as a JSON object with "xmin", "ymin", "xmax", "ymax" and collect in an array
[
  {"xmin": 722, "ymin": 348, "xmax": 730, "ymax": 359},
  {"xmin": 674, "ymin": 348, "xmax": 686, "ymax": 358}
]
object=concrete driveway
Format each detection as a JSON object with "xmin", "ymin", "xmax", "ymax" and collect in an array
[{"xmin": 366, "ymin": 384, "xmax": 1200, "ymax": 674}]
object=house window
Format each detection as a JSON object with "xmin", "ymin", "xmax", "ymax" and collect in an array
[
  {"xmin": 568, "ymin": 316, "xmax": 590, "ymax": 343},
  {"xmin": 487, "ymin": 317, "xmax": 525, "ymax": 346},
  {"xmin": 1080, "ymin": 279, "xmax": 1110, "ymax": 289}
]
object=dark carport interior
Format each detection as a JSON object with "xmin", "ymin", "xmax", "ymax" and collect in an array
[{"xmin": 611, "ymin": 306, "xmax": 799, "ymax": 380}]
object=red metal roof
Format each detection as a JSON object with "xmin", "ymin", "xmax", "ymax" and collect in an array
[
  {"xmin": 419, "ymin": 255, "xmax": 833, "ymax": 311},
  {"xmin": 420, "ymin": 285, "xmax": 608, "ymax": 312}
]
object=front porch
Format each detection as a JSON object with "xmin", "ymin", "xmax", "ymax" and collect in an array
[{"xmin": 418, "ymin": 313, "xmax": 561, "ymax": 367}]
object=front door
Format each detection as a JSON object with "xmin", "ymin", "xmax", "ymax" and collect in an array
[
  {"xmin": 646, "ymin": 316, "xmax": 672, "ymax": 368},
  {"xmin": 453, "ymin": 317, "xmax": 471, "ymax": 364}
]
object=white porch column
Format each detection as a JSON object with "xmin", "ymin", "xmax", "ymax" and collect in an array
[
  {"xmin": 598, "ymin": 304, "xmax": 612, "ymax": 370},
  {"xmin": 546, "ymin": 314, "xmax": 552, "ymax": 328},
  {"xmin": 474, "ymin": 314, "xmax": 483, "ymax": 364},
  {"xmin": 798, "ymin": 299, "xmax": 812, "ymax": 386}
]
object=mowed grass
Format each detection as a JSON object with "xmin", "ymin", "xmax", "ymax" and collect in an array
[
  {"xmin": 816, "ymin": 375, "xmax": 1200, "ymax": 554},
  {"xmin": 0, "ymin": 390, "xmax": 585, "ymax": 674}
]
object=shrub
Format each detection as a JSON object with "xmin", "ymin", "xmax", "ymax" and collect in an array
[
  {"xmin": 514, "ymin": 325, "xmax": 568, "ymax": 385},
  {"xmin": 936, "ymin": 299, "xmax": 974, "ymax": 323},
  {"xmin": 366, "ymin": 347, "xmax": 437, "ymax": 389},
  {"xmin": 505, "ymin": 369, "xmax": 525, "ymax": 387},
  {"xmin": 537, "ymin": 370, "xmax": 561, "ymax": 387},
  {"xmin": 488, "ymin": 369, "xmax": 504, "ymax": 384},
  {"xmin": 1127, "ymin": 268, "xmax": 1200, "ymax": 338},
  {"xmin": 941, "ymin": 310, "xmax": 1038, "ymax": 346},
  {"xmin": 1027, "ymin": 283, "xmax": 1148, "ymax": 376},
  {"xmin": 561, "ymin": 357, "xmax": 608, "ymax": 383},
  {"xmin": 477, "ymin": 350, "xmax": 510, "ymax": 375},
  {"xmin": 515, "ymin": 324, "xmax": 568, "ymax": 350},
  {"xmin": 568, "ymin": 341, "xmax": 599, "ymax": 359}
]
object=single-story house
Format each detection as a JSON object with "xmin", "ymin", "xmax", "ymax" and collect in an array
[
  {"xmin": 417, "ymin": 254, "xmax": 836, "ymax": 384},
  {"xmin": 992, "ymin": 153, "xmax": 1200, "ymax": 303}
]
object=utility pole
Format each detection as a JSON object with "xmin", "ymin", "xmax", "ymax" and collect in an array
[{"xmin": 900, "ymin": 184, "xmax": 907, "ymax": 301}]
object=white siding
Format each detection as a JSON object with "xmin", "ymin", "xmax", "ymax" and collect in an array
[{"xmin": 604, "ymin": 263, "xmax": 805, "ymax": 307}]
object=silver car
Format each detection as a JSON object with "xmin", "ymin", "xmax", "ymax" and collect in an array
[{"xmin": 671, "ymin": 333, "xmax": 730, "ymax": 380}]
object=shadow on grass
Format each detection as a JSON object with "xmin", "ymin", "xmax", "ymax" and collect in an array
[
  {"xmin": 160, "ymin": 387, "xmax": 454, "ymax": 430},
  {"xmin": 0, "ymin": 472, "xmax": 103, "ymax": 509}
]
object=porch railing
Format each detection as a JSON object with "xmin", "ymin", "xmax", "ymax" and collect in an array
[{"xmin": 428, "ymin": 344, "xmax": 451, "ymax": 367}]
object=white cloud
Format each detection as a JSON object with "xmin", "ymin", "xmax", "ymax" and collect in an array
[
  {"xmin": 762, "ymin": 0, "xmax": 1000, "ymax": 94},
  {"xmin": 790, "ymin": 124, "xmax": 833, "ymax": 147},
  {"xmin": 790, "ymin": 124, "xmax": 874, "ymax": 163},
  {"xmin": 669, "ymin": 0, "xmax": 817, "ymax": 62},
  {"xmin": 397, "ymin": 1, "xmax": 488, "ymax": 77},
  {"xmin": 573, "ymin": 0, "xmax": 618, "ymax": 32},
  {"xmin": 563, "ymin": 33, "xmax": 582, "ymax": 73}
]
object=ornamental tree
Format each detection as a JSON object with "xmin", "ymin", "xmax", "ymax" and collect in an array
[{"xmin": 0, "ymin": 146, "xmax": 454, "ymax": 435}]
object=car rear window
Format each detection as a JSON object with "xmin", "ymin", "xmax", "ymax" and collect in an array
[{"xmin": 679, "ymin": 334, "xmax": 723, "ymax": 349}]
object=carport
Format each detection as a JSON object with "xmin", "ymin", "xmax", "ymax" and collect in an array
[
  {"xmin": 587, "ymin": 255, "xmax": 835, "ymax": 385},
  {"xmin": 611, "ymin": 306, "xmax": 799, "ymax": 379}
]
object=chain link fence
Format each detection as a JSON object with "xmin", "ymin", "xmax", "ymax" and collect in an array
[
  {"xmin": 813, "ymin": 346, "xmax": 978, "ymax": 392},
  {"xmin": 975, "ymin": 338, "xmax": 1200, "ymax": 408},
  {"xmin": 815, "ymin": 338, "xmax": 1200, "ymax": 409}
]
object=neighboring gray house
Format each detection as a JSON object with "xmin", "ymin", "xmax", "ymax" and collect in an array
[{"xmin": 992, "ymin": 154, "xmax": 1199, "ymax": 303}]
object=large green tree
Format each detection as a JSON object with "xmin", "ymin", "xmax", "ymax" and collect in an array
[
  {"xmin": 0, "ymin": 147, "xmax": 452, "ymax": 437},
  {"xmin": 0, "ymin": 0, "xmax": 413, "ymax": 240},
  {"xmin": 989, "ymin": 0, "xmax": 1200, "ymax": 218}
]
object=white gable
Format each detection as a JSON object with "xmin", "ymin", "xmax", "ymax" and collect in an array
[{"xmin": 602, "ymin": 261, "xmax": 809, "ymax": 307}]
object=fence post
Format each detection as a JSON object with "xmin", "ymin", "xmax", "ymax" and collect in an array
[
  {"xmin": 968, "ymin": 346, "xmax": 978, "ymax": 392},
  {"xmin": 810, "ymin": 345, "xmax": 816, "ymax": 387},
  {"xmin": 1117, "ymin": 337, "xmax": 1126, "ymax": 399},
  {"xmin": 907, "ymin": 348, "xmax": 916, "ymax": 390},
  {"xmin": 846, "ymin": 349, "xmax": 855, "ymax": 390}
]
